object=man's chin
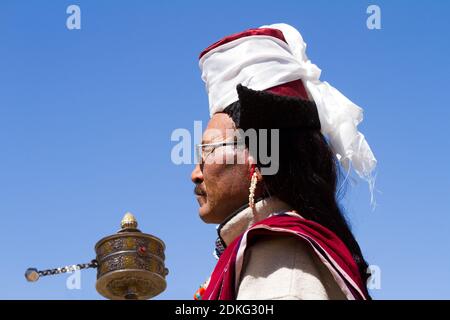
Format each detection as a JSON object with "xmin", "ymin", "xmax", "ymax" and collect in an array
[
  {"xmin": 198, "ymin": 204, "xmax": 222, "ymax": 224},
  {"xmin": 198, "ymin": 205, "xmax": 213, "ymax": 223}
]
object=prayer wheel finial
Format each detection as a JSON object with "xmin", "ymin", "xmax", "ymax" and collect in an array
[{"xmin": 121, "ymin": 212, "xmax": 138, "ymax": 230}]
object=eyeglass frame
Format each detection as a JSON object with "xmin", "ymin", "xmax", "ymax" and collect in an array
[{"xmin": 195, "ymin": 139, "xmax": 244, "ymax": 164}]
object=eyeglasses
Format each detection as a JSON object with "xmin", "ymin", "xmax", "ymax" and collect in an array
[{"xmin": 195, "ymin": 140, "xmax": 243, "ymax": 164}]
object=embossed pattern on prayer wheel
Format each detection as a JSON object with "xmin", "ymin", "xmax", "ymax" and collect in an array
[{"xmin": 95, "ymin": 213, "xmax": 168, "ymax": 300}]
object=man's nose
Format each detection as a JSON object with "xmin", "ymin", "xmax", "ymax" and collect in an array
[{"xmin": 191, "ymin": 164, "xmax": 204, "ymax": 184}]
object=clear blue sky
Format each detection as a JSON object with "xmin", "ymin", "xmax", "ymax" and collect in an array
[{"xmin": 1, "ymin": 0, "xmax": 449, "ymax": 299}]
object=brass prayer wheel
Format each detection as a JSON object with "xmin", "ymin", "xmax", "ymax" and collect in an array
[
  {"xmin": 95, "ymin": 212, "xmax": 168, "ymax": 300},
  {"xmin": 25, "ymin": 212, "xmax": 168, "ymax": 300}
]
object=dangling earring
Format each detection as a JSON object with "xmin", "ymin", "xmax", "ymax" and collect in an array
[{"xmin": 249, "ymin": 164, "xmax": 258, "ymax": 209}]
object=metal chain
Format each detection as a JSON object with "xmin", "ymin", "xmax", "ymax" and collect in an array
[{"xmin": 38, "ymin": 260, "xmax": 98, "ymax": 277}]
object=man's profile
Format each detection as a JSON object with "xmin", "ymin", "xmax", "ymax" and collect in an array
[{"xmin": 191, "ymin": 23, "xmax": 376, "ymax": 300}]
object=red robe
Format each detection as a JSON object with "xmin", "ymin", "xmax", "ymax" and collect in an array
[{"xmin": 202, "ymin": 212, "xmax": 369, "ymax": 300}]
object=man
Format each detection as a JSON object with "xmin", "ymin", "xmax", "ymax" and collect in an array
[{"xmin": 191, "ymin": 23, "xmax": 376, "ymax": 300}]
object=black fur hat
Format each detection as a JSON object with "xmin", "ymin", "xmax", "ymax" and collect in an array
[{"xmin": 223, "ymin": 84, "xmax": 321, "ymax": 131}]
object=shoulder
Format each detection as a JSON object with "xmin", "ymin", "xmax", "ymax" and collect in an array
[{"xmin": 236, "ymin": 234, "xmax": 346, "ymax": 300}]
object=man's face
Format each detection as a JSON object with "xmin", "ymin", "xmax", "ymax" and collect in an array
[{"xmin": 191, "ymin": 113, "xmax": 250, "ymax": 224}]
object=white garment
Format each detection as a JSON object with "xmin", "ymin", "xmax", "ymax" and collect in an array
[
  {"xmin": 236, "ymin": 235, "xmax": 346, "ymax": 300},
  {"xmin": 218, "ymin": 197, "xmax": 347, "ymax": 300}
]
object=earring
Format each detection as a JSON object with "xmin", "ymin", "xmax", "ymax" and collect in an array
[{"xmin": 249, "ymin": 165, "xmax": 258, "ymax": 209}]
